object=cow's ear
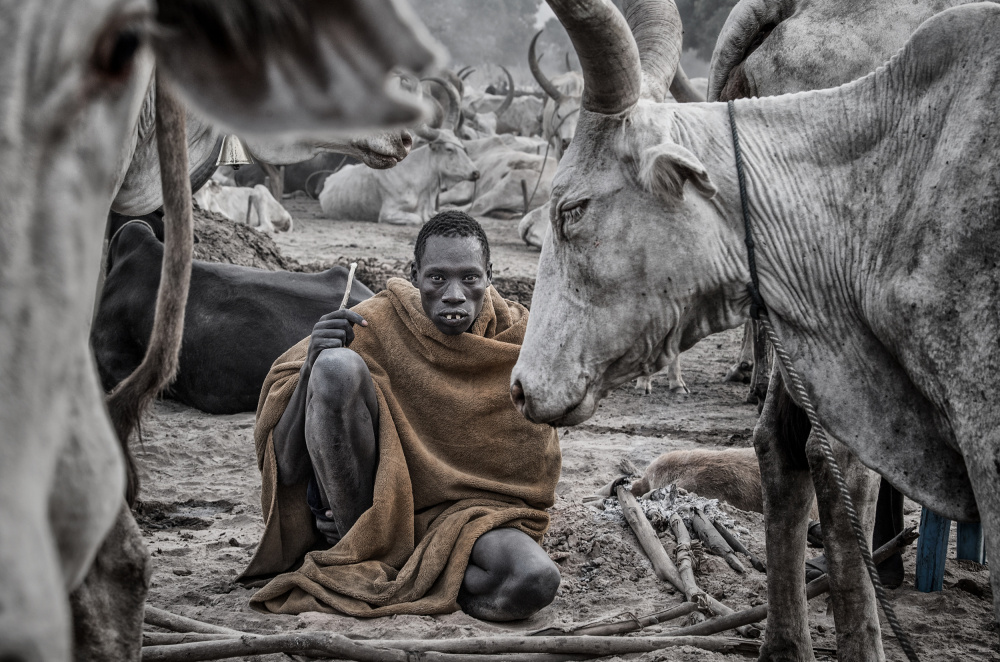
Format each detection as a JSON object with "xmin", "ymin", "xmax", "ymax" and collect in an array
[
  {"xmin": 151, "ymin": 0, "xmax": 440, "ymax": 135},
  {"xmin": 640, "ymin": 142, "xmax": 717, "ymax": 200}
]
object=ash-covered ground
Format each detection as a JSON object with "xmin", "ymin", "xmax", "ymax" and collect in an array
[{"xmin": 138, "ymin": 200, "xmax": 996, "ymax": 661}]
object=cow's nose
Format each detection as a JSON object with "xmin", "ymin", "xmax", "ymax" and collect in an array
[
  {"xmin": 399, "ymin": 130, "xmax": 413, "ymax": 154},
  {"xmin": 470, "ymin": 170, "xmax": 480, "ymax": 181},
  {"xmin": 510, "ymin": 380, "xmax": 526, "ymax": 415}
]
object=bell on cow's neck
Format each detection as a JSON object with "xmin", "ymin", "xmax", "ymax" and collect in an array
[{"xmin": 216, "ymin": 134, "xmax": 253, "ymax": 170}]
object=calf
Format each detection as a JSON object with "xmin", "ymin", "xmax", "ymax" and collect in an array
[
  {"xmin": 194, "ymin": 181, "xmax": 293, "ymax": 233},
  {"xmin": 92, "ymin": 222, "xmax": 373, "ymax": 415},
  {"xmin": 632, "ymin": 448, "xmax": 763, "ymax": 513}
]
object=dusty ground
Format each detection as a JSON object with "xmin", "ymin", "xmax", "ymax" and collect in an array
[{"xmin": 138, "ymin": 199, "xmax": 997, "ymax": 661}]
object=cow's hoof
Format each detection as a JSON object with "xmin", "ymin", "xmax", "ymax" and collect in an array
[
  {"xmin": 635, "ymin": 376, "xmax": 653, "ymax": 394},
  {"xmin": 669, "ymin": 384, "xmax": 690, "ymax": 395}
]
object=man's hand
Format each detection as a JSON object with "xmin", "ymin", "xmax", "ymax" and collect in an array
[{"xmin": 306, "ymin": 309, "xmax": 368, "ymax": 369}]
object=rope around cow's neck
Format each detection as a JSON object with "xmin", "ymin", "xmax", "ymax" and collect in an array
[{"xmin": 727, "ymin": 100, "xmax": 920, "ymax": 662}]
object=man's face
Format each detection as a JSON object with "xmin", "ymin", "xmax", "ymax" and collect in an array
[{"xmin": 411, "ymin": 235, "xmax": 492, "ymax": 335}]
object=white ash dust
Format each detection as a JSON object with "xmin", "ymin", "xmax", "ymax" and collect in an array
[
  {"xmin": 133, "ymin": 205, "xmax": 998, "ymax": 661},
  {"xmin": 597, "ymin": 483, "xmax": 749, "ymax": 540}
]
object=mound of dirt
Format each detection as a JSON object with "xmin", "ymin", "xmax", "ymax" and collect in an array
[
  {"xmin": 297, "ymin": 256, "xmax": 412, "ymax": 293},
  {"xmin": 192, "ymin": 207, "xmax": 301, "ymax": 271}
]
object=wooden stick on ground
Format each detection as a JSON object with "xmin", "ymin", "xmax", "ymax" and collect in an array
[
  {"xmin": 143, "ymin": 607, "xmax": 316, "ymax": 662},
  {"xmin": 668, "ymin": 513, "xmax": 708, "ymax": 625},
  {"xmin": 615, "ymin": 485, "xmax": 685, "ymax": 591},
  {"xmin": 143, "ymin": 633, "xmax": 233, "ymax": 646},
  {"xmin": 659, "ymin": 526, "xmax": 919, "ymax": 638},
  {"xmin": 530, "ymin": 602, "xmax": 700, "ymax": 637},
  {"xmin": 691, "ymin": 508, "xmax": 746, "ymax": 574},
  {"xmin": 615, "ymin": 486, "xmax": 758, "ymax": 637},
  {"xmin": 669, "ymin": 513, "xmax": 709, "ymax": 606},
  {"xmin": 141, "ymin": 633, "xmax": 761, "ymax": 662},
  {"xmin": 712, "ymin": 518, "xmax": 766, "ymax": 573},
  {"xmin": 143, "ymin": 606, "xmax": 243, "ymax": 636}
]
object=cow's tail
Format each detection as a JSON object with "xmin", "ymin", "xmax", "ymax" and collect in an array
[{"xmin": 106, "ymin": 70, "xmax": 194, "ymax": 507}]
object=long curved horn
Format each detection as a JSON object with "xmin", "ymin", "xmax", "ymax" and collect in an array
[
  {"xmin": 528, "ymin": 30, "xmax": 565, "ymax": 103},
  {"xmin": 422, "ymin": 76, "xmax": 462, "ymax": 130},
  {"xmin": 414, "ymin": 124, "xmax": 441, "ymax": 143},
  {"xmin": 544, "ymin": 0, "xmax": 641, "ymax": 114},
  {"xmin": 495, "ymin": 66, "xmax": 516, "ymax": 118},
  {"xmin": 707, "ymin": 0, "xmax": 783, "ymax": 101},
  {"xmin": 444, "ymin": 69, "xmax": 465, "ymax": 98},
  {"xmin": 459, "ymin": 67, "xmax": 476, "ymax": 80},
  {"xmin": 622, "ymin": 0, "xmax": 683, "ymax": 103},
  {"xmin": 669, "ymin": 64, "xmax": 706, "ymax": 102}
]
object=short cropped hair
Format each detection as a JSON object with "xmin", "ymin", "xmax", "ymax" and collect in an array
[{"xmin": 414, "ymin": 210, "xmax": 491, "ymax": 268}]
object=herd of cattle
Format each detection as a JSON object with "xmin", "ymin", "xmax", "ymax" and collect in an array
[{"xmin": 2, "ymin": 0, "xmax": 998, "ymax": 661}]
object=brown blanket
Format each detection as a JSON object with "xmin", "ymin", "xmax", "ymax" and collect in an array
[{"xmin": 241, "ymin": 278, "xmax": 561, "ymax": 616}]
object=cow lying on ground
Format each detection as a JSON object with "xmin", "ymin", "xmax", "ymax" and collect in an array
[
  {"xmin": 194, "ymin": 181, "xmax": 293, "ymax": 233},
  {"xmin": 92, "ymin": 222, "xmax": 372, "ymax": 415},
  {"xmin": 319, "ymin": 127, "xmax": 479, "ymax": 224},
  {"xmin": 439, "ymin": 134, "xmax": 551, "ymax": 214},
  {"xmin": 511, "ymin": 0, "xmax": 1000, "ymax": 659},
  {"xmin": 632, "ymin": 448, "xmax": 764, "ymax": 513},
  {"xmin": 230, "ymin": 153, "xmax": 357, "ymax": 199}
]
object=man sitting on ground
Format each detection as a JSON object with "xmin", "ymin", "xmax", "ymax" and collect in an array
[{"xmin": 241, "ymin": 211, "xmax": 562, "ymax": 621}]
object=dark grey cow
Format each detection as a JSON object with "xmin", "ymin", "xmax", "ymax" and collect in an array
[{"xmin": 92, "ymin": 222, "xmax": 373, "ymax": 415}]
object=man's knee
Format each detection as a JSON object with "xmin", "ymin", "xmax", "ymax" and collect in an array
[
  {"xmin": 507, "ymin": 557, "xmax": 560, "ymax": 611},
  {"xmin": 308, "ymin": 348, "xmax": 371, "ymax": 404},
  {"xmin": 459, "ymin": 530, "xmax": 561, "ymax": 621}
]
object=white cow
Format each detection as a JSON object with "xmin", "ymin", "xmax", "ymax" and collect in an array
[
  {"xmin": 529, "ymin": 31, "xmax": 585, "ymax": 160},
  {"xmin": 518, "ymin": 202, "xmax": 549, "ymax": 249},
  {"xmin": 319, "ymin": 128, "xmax": 479, "ymax": 225},
  {"xmin": 437, "ymin": 134, "xmax": 553, "ymax": 217},
  {"xmin": 0, "ymin": 1, "xmax": 437, "ymax": 660},
  {"xmin": 194, "ymin": 181, "xmax": 293, "ymax": 233},
  {"xmin": 512, "ymin": 1, "xmax": 1000, "ymax": 660}
]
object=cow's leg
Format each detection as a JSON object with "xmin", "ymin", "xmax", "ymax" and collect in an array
[
  {"xmin": 748, "ymin": 320, "xmax": 772, "ymax": 406},
  {"xmin": 254, "ymin": 194, "xmax": 275, "ymax": 233},
  {"xmin": 960, "ymin": 429, "xmax": 1000, "ymax": 623},
  {"xmin": 70, "ymin": 505, "xmax": 149, "ymax": 662},
  {"xmin": 754, "ymin": 371, "xmax": 816, "ymax": 662},
  {"xmin": 378, "ymin": 204, "xmax": 423, "ymax": 225},
  {"xmin": 664, "ymin": 355, "xmax": 688, "ymax": 393},
  {"xmin": 725, "ymin": 321, "xmax": 754, "ymax": 384},
  {"xmin": 806, "ymin": 435, "xmax": 883, "ymax": 661}
]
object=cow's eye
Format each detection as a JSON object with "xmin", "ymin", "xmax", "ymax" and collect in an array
[
  {"xmin": 556, "ymin": 200, "xmax": 588, "ymax": 240},
  {"xmin": 560, "ymin": 200, "xmax": 587, "ymax": 224},
  {"xmin": 92, "ymin": 18, "xmax": 144, "ymax": 83}
]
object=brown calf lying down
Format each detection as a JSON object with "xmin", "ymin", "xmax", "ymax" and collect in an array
[
  {"xmin": 631, "ymin": 447, "xmax": 819, "ymax": 519},
  {"xmin": 630, "ymin": 448, "xmax": 763, "ymax": 513}
]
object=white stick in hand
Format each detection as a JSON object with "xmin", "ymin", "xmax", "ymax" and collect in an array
[{"xmin": 339, "ymin": 262, "xmax": 357, "ymax": 310}]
